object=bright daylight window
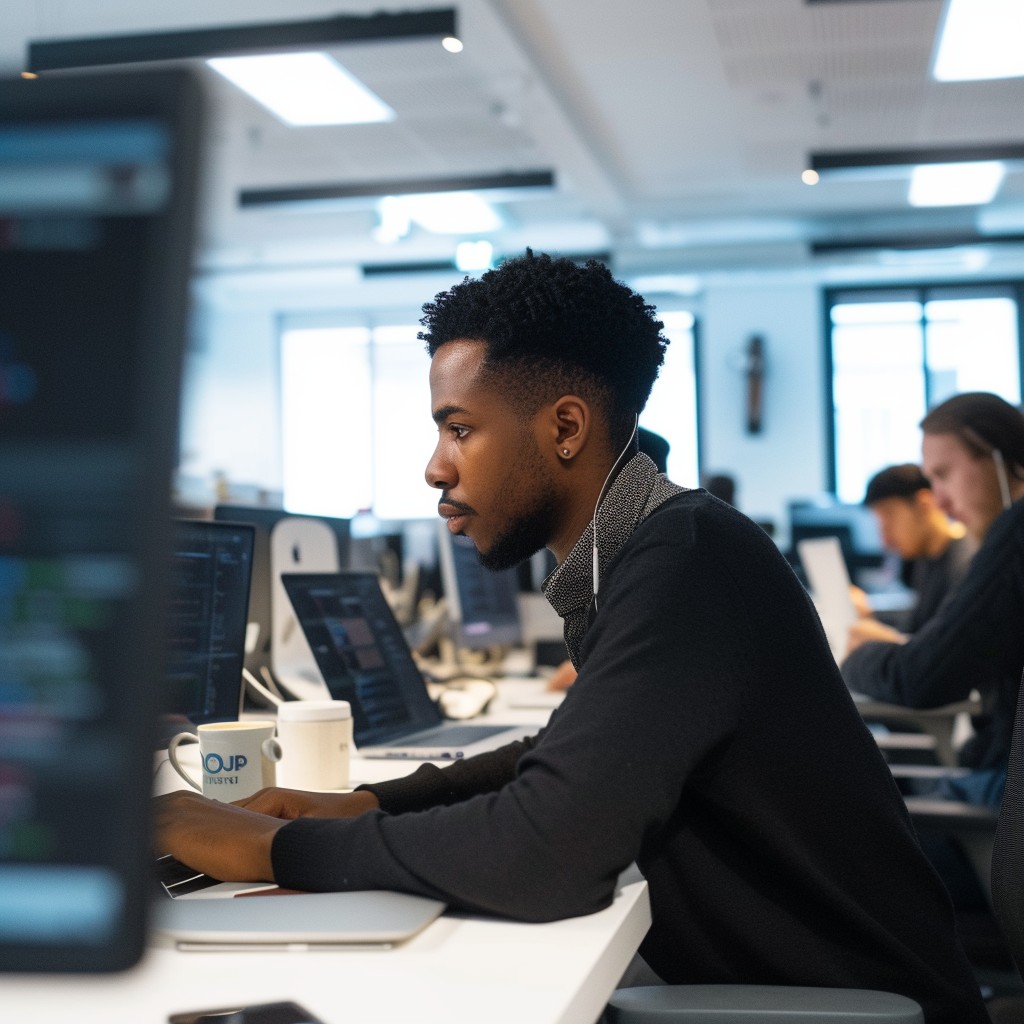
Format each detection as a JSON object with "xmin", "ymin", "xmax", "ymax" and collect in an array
[
  {"xmin": 829, "ymin": 285, "xmax": 1022, "ymax": 503},
  {"xmin": 280, "ymin": 309, "xmax": 701, "ymax": 519},
  {"xmin": 281, "ymin": 320, "xmax": 437, "ymax": 519},
  {"xmin": 642, "ymin": 309, "xmax": 701, "ymax": 487}
]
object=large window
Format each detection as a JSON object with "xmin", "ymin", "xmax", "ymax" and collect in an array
[
  {"xmin": 280, "ymin": 308, "xmax": 701, "ymax": 519},
  {"xmin": 281, "ymin": 317, "xmax": 437, "ymax": 519},
  {"xmin": 641, "ymin": 309, "xmax": 701, "ymax": 487},
  {"xmin": 828, "ymin": 284, "xmax": 1022, "ymax": 503}
]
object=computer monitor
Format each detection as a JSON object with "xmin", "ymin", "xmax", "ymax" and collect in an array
[
  {"xmin": 787, "ymin": 500, "xmax": 884, "ymax": 581},
  {"xmin": 0, "ymin": 69, "xmax": 204, "ymax": 972},
  {"xmin": 436, "ymin": 523, "xmax": 523, "ymax": 651},
  {"xmin": 212, "ymin": 506, "xmax": 350, "ymax": 684},
  {"xmin": 163, "ymin": 520, "xmax": 255, "ymax": 727}
]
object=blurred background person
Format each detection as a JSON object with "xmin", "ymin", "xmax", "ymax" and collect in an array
[
  {"xmin": 701, "ymin": 472, "xmax": 737, "ymax": 508},
  {"xmin": 847, "ymin": 462, "xmax": 973, "ymax": 650},
  {"xmin": 842, "ymin": 393, "xmax": 1024, "ymax": 795}
]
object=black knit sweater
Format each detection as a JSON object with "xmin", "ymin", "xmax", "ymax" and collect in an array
[{"xmin": 273, "ymin": 483, "xmax": 987, "ymax": 1023}]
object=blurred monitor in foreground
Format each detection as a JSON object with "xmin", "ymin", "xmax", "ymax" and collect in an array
[{"xmin": 0, "ymin": 69, "xmax": 204, "ymax": 972}]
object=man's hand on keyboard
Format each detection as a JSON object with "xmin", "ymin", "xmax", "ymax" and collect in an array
[{"xmin": 153, "ymin": 790, "xmax": 282, "ymax": 882}]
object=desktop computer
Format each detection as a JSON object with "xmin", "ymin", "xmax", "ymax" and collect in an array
[
  {"xmin": 436, "ymin": 522, "xmax": 524, "ymax": 655},
  {"xmin": 213, "ymin": 506, "xmax": 350, "ymax": 699},
  {"xmin": 787, "ymin": 498, "xmax": 886, "ymax": 584}
]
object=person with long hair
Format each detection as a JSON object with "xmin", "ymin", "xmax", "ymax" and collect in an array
[{"xmin": 843, "ymin": 392, "xmax": 1024, "ymax": 797}]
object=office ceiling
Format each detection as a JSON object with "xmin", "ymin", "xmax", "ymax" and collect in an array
[{"xmin": 6, "ymin": 0, "xmax": 1024, "ymax": 285}]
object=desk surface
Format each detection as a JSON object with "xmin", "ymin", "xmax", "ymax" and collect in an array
[
  {"xmin": 1, "ymin": 879, "xmax": 650, "ymax": 1024},
  {"xmin": 3, "ymin": 678, "xmax": 652, "ymax": 1024}
]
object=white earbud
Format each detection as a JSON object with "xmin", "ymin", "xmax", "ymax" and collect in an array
[{"xmin": 993, "ymin": 448, "xmax": 1013, "ymax": 510}]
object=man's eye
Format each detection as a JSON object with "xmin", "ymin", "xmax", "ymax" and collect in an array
[{"xmin": 450, "ymin": 425, "xmax": 468, "ymax": 439}]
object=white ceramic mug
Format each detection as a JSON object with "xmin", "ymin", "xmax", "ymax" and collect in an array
[
  {"xmin": 275, "ymin": 700, "xmax": 352, "ymax": 791},
  {"xmin": 167, "ymin": 721, "xmax": 282, "ymax": 801}
]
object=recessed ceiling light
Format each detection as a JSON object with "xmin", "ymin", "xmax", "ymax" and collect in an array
[
  {"xmin": 933, "ymin": 0, "xmax": 1024, "ymax": 81},
  {"xmin": 207, "ymin": 52, "xmax": 395, "ymax": 126},
  {"xmin": 801, "ymin": 169, "xmax": 820, "ymax": 186},
  {"xmin": 908, "ymin": 161, "xmax": 1005, "ymax": 207},
  {"xmin": 442, "ymin": 36, "xmax": 464, "ymax": 54}
]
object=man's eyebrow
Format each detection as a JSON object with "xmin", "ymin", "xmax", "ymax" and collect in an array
[{"xmin": 432, "ymin": 404, "xmax": 467, "ymax": 426}]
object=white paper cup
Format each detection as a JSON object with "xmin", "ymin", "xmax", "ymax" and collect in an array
[{"xmin": 276, "ymin": 700, "xmax": 352, "ymax": 791}]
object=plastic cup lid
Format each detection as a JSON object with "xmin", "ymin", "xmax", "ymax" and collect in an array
[{"xmin": 276, "ymin": 699, "xmax": 352, "ymax": 721}]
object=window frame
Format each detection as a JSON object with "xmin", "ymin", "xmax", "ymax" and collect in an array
[{"xmin": 823, "ymin": 279, "xmax": 1024, "ymax": 495}]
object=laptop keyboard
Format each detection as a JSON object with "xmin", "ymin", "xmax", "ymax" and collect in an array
[
  {"xmin": 155, "ymin": 854, "xmax": 223, "ymax": 898},
  {"xmin": 408, "ymin": 723, "xmax": 509, "ymax": 746}
]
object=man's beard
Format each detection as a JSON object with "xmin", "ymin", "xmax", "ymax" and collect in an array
[
  {"xmin": 477, "ymin": 492, "xmax": 556, "ymax": 572},
  {"xmin": 477, "ymin": 439, "xmax": 559, "ymax": 572}
]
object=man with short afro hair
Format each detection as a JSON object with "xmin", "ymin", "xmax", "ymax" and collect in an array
[
  {"xmin": 420, "ymin": 248, "xmax": 667, "ymax": 449},
  {"xmin": 156, "ymin": 251, "xmax": 988, "ymax": 1024}
]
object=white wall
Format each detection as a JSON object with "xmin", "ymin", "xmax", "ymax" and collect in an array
[
  {"xmin": 178, "ymin": 301, "xmax": 282, "ymax": 500},
  {"xmin": 699, "ymin": 279, "xmax": 828, "ymax": 535}
]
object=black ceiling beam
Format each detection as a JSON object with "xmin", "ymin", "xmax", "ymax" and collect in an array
[
  {"xmin": 28, "ymin": 9, "xmax": 457, "ymax": 72},
  {"xmin": 361, "ymin": 249, "xmax": 611, "ymax": 276},
  {"xmin": 811, "ymin": 144, "xmax": 1024, "ymax": 173},
  {"xmin": 239, "ymin": 170, "xmax": 556, "ymax": 208},
  {"xmin": 806, "ymin": 1, "xmax": 928, "ymax": 5},
  {"xmin": 812, "ymin": 233, "xmax": 1024, "ymax": 254}
]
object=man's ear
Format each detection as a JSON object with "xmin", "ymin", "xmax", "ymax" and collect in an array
[{"xmin": 547, "ymin": 395, "xmax": 591, "ymax": 461}]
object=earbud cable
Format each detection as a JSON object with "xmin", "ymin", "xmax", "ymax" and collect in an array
[{"xmin": 592, "ymin": 415, "xmax": 640, "ymax": 610}]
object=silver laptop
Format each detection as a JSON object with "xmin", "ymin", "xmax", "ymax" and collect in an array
[
  {"xmin": 797, "ymin": 535, "xmax": 859, "ymax": 661},
  {"xmin": 282, "ymin": 572, "xmax": 535, "ymax": 760},
  {"xmin": 154, "ymin": 890, "xmax": 445, "ymax": 950}
]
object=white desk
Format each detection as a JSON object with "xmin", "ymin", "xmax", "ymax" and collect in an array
[
  {"xmin": 0, "ymin": 878, "xmax": 650, "ymax": 1024},
  {"xmin": 4, "ymin": 681, "xmax": 651, "ymax": 1024}
]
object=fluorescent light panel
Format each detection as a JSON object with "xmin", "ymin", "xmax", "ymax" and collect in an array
[
  {"xmin": 378, "ymin": 192, "xmax": 502, "ymax": 237},
  {"xmin": 908, "ymin": 161, "xmax": 1005, "ymax": 206},
  {"xmin": 455, "ymin": 240, "xmax": 493, "ymax": 271},
  {"xmin": 207, "ymin": 52, "xmax": 394, "ymax": 126},
  {"xmin": 933, "ymin": 0, "xmax": 1024, "ymax": 81}
]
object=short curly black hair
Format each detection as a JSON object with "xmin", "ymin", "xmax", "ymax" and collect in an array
[{"xmin": 418, "ymin": 250, "xmax": 668, "ymax": 446}]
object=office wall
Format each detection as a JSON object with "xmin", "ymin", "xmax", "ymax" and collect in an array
[
  {"xmin": 178, "ymin": 301, "xmax": 282, "ymax": 499},
  {"xmin": 699, "ymin": 280, "xmax": 826, "ymax": 536},
  {"xmin": 179, "ymin": 272, "xmax": 831, "ymax": 529}
]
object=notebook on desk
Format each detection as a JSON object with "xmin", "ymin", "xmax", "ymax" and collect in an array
[
  {"xmin": 797, "ymin": 535, "xmax": 859, "ymax": 662},
  {"xmin": 282, "ymin": 572, "xmax": 535, "ymax": 759},
  {"xmin": 153, "ymin": 888, "xmax": 446, "ymax": 950}
]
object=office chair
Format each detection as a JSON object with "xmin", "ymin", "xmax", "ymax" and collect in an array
[
  {"xmin": 857, "ymin": 694, "xmax": 982, "ymax": 769},
  {"xmin": 605, "ymin": 984, "xmax": 923, "ymax": 1022}
]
